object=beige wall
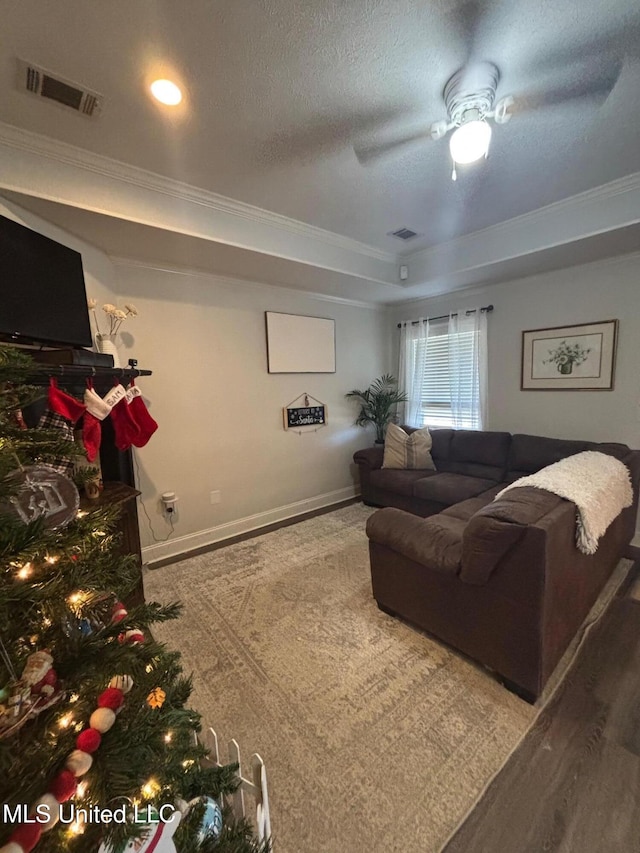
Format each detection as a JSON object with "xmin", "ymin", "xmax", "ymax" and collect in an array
[
  {"xmin": 389, "ymin": 254, "xmax": 640, "ymax": 448},
  {"xmin": 0, "ymin": 196, "xmax": 116, "ymax": 310},
  {"xmin": 115, "ymin": 263, "xmax": 388, "ymax": 559}
]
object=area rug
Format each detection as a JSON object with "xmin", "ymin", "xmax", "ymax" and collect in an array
[{"xmin": 144, "ymin": 504, "xmax": 535, "ymax": 853}]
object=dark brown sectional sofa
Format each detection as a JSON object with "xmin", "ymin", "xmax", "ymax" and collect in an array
[{"xmin": 354, "ymin": 428, "xmax": 640, "ymax": 700}]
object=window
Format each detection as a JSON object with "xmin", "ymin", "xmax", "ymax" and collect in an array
[{"xmin": 400, "ymin": 311, "xmax": 487, "ymax": 430}]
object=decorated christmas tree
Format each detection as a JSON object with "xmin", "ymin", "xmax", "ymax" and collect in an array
[{"xmin": 0, "ymin": 346, "xmax": 269, "ymax": 853}]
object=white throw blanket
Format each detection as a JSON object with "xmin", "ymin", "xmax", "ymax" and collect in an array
[{"xmin": 496, "ymin": 450, "xmax": 632, "ymax": 555}]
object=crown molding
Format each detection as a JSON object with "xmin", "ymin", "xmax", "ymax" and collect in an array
[
  {"xmin": 406, "ymin": 170, "xmax": 640, "ymax": 273},
  {"xmin": 387, "ymin": 248, "xmax": 640, "ymax": 310},
  {"xmin": 0, "ymin": 121, "xmax": 396, "ymax": 265},
  {"xmin": 110, "ymin": 256, "xmax": 385, "ymax": 310}
]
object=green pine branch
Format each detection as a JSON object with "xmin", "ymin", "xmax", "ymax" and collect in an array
[{"xmin": 0, "ymin": 346, "xmax": 269, "ymax": 853}]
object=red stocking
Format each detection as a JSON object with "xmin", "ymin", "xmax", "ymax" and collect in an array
[
  {"xmin": 82, "ymin": 381, "xmax": 112, "ymax": 462},
  {"xmin": 38, "ymin": 378, "xmax": 85, "ymax": 476},
  {"xmin": 127, "ymin": 381, "xmax": 158, "ymax": 447},
  {"xmin": 48, "ymin": 378, "xmax": 85, "ymax": 424},
  {"xmin": 106, "ymin": 383, "xmax": 139, "ymax": 451}
]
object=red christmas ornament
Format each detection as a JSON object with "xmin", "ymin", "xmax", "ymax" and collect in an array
[
  {"xmin": 97, "ymin": 687, "xmax": 124, "ymax": 710},
  {"xmin": 48, "ymin": 769, "xmax": 77, "ymax": 803},
  {"xmin": 9, "ymin": 822, "xmax": 43, "ymax": 852},
  {"xmin": 76, "ymin": 728, "xmax": 102, "ymax": 753},
  {"xmin": 111, "ymin": 601, "xmax": 128, "ymax": 624},
  {"xmin": 124, "ymin": 629, "xmax": 144, "ymax": 645}
]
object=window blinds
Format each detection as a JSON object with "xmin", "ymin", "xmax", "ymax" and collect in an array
[{"xmin": 412, "ymin": 327, "xmax": 480, "ymax": 429}]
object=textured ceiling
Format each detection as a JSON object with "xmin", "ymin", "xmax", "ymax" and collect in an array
[{"xmin": 2, "ymin": 0, "xmax": 640, "ymax": 254}]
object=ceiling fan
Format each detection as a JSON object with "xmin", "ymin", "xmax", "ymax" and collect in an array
[
  {"xmin": 353, "ymin": 56, "xmax": 622, "ymax": 179},
  {"xmin": 424, "ymin": 61, "xmax": 511, "ymax": 181}
]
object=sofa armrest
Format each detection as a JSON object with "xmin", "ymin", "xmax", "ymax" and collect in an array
[
  {"xmin": 354, "ymin": 445, "xmax": 384, "ymax": 471},
  {"xmin": 461, "ymin": 486, "xmax": 563, "ymax": 585},
  {"xmin": 366, "ymin": 507, "xmax": 464, "ymax": 574}
]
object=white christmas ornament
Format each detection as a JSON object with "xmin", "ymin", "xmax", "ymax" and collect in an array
[
  {"xmin": 33, "ymin": 792, "xmax": 60, "ymax": 831},
  {"xmin": 0, "ymin": 842, "xmax": 25, "ymax": 853},
  {"xmin": 65, "ymin": 749, "xmax": 93, "ymax": 777},
  {"xmin": 109, "ymin": 674, "xmax": 133, "ymax": 694},
  {"xmin": 90, "ymin": 707, "xmax": 116, "ymax": 732}
]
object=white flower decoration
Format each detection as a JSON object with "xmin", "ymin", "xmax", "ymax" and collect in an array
[{"xmin": 92, "ymin": 302, "xmax": 141, "ymax": 336}]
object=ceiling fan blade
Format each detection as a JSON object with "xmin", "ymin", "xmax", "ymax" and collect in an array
[
  {"xmin": 511, "ymin": 59, "xmax": 623, "ymax": 116},
  {"xmin": 259, "ymin": 107, "xmax": 407, "ymax": 165},
  {"xmin": 524, "ymin": 19, "xmax": 640, "ymax": 78},
  {"xmin": 353, "ymin": 129, "xmax": 434, "ymax": 165}
]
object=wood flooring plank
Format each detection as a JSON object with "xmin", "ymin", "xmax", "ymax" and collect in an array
[{"xmin": 442, "ymin": 598, "xmax": 640, "ymax": 853}]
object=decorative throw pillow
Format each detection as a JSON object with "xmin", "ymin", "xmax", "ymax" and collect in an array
[{"xmin": 382, "ymin": 423, "xmax": 435, "ymax": 470}]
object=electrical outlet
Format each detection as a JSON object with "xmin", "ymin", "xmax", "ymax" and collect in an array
[{"xmin": 210, "ymin": 490, "xmax": 221, "ymax": 505}]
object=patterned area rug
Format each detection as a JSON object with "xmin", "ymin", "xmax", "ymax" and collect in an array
[{"xmin": 144, "ymin": 504, "xmax": 534, "ymax": 853}]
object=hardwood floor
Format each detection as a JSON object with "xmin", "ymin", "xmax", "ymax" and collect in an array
[{"xmin": 443, "ymin": 570, "xmax": 640, "ymax": 853}]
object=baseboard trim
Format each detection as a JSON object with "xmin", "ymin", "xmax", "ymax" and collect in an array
[{"xmin": 142, "ymin": 486, "xmax": 360, "ymax": 567}]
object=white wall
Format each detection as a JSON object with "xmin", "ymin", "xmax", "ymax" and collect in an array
[
  {"xmin": 114, "ymin": 263, "xmax": 388, "ymax": 560},
  {"xmin": 389, "ymin": 254, "xmax": 640, "ymax": 449},
  {"xmin": 0, "ymin": 196, "xmax": 117, "ymax": 309}
]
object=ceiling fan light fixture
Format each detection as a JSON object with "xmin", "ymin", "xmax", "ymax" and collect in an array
[{"xmin": 449, "ymin": 119, "xmax": 492, "ymax": 165}]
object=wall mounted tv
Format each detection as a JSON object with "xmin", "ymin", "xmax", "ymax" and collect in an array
[{"xmin": 0, "ymin": 214, "xmax": 92, "ymax": 348}]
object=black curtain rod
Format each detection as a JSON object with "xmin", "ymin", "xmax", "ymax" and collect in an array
[
  {"xmin": 397, "ymin": 304, "xmax": 494, "ymax": 328},
  {"xmin": 26, "ymin": 365, "xmax": 152, "ymax": 384}
]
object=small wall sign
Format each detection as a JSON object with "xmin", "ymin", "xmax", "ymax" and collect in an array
[{"xmin": 283, "ymin": 394, "xmax": 328, "ymax": 433}]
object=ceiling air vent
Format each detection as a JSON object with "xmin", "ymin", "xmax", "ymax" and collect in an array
[
  {"xmin": 17, "ymin": 59, "xmax": 103, "ymax": 118},
  {"xmin": 388, "ymin": 227, "xmax": 419, "ymax": 241}
]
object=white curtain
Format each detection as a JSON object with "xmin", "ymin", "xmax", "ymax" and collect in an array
[
  {"xmin": 399, "ymin": 308, "xmax": 488, "ymax": 430},
  {"xmin": 399, "ymin": 318, "xmax": 427, "ymax": 426},
  {"xmin": 447, "ymin": 308, "xmax": 488, "ymax": 429}
]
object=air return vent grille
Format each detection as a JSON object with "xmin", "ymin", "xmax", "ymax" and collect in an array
[
  {"xmin": 388, "ymin": 227, "xmax": 419, "ymax": 241},
  {"xmin": 17, "ymin": 59, "xmax": 103, "ymax": 118}
]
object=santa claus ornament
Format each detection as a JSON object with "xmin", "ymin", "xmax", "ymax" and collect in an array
[{"xmin": 0, "ymin": 650, "xmax": 62, "ymax": 740}]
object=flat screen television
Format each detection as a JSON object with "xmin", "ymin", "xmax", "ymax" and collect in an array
[{"xmin": 0, "ymin": 214, "xmax": 92, "ymax": 348}]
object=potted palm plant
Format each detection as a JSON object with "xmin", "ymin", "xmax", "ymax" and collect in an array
[{"xmin": 346, "ymin": 374, "xmax": 408, "ymax": 443}]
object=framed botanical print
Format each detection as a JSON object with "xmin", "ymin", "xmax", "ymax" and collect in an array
[{"xmin": 521, "ymin": 320, "xmax": 618, "ymax": 391}]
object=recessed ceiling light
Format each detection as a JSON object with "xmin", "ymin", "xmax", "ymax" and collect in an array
[{"xmin": 150, "ymin": 79, "xmax": 182, "ymax": 106}]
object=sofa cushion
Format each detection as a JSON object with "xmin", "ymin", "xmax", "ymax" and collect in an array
[
  {"xmin": 460, "ymin": 486, "xmax": 565, "ymax": 585},
  {"xmin": 382, "ymin": 423, "xmax": 435, "ymax": 470},
  {"xmin": 593, "ymin": 442, "xmax": 632, "ymax": 461},
  {"xmin": 413, "ymin": 473, "xmax": 498, "ymax": 505},
  {"xmin": 366, "ymin": 507, "xmax": 463, "ymax": 575},
  {"xmin": 445, "ymin": 430, "xmax": 511, "ymax": 480},
  {"xmin": 369, "ymin": 468, "xmax": 438, "ymax": 497},
  {"xmin": 439, "ymin": 485, "xmax": 503, "ymax": 521},
  {"xmin": 507, "ymin": 434, "xmax": 592, "ymax": 479}
]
